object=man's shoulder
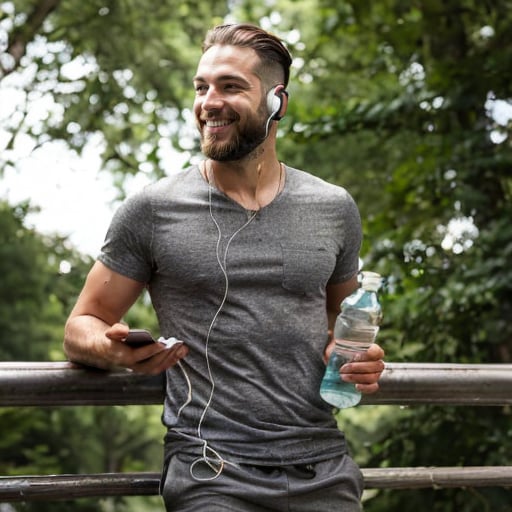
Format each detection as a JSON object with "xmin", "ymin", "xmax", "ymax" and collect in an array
[
  {"xmin": 286, "ymin": 165, "xmax": 352, "ymax": 199},
  {"xmin": 144, "ymin": 165, "xmax": 199, "ymax": 195},
  {"xmin": 117, "ymin": 166, "xmax": 200, "ymax": 218}
]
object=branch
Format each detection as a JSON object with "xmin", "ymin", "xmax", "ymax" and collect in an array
[{"xmin": 1, "ymin": 0, "xmax": 61, "ymax": 78}]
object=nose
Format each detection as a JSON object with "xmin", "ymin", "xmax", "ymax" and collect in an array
[{"xmin": 201, "ymin": 86, "xmax": 224, "ymax": 112}]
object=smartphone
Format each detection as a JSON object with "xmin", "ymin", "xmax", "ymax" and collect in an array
[{"xmin": 124, "ymin": 329, "xmax": 156, "ymax": 347}]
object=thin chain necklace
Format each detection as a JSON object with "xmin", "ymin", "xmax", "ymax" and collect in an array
[{"xmin": 204, "ymin": 160, "xmax": 284, "ymax": 214}]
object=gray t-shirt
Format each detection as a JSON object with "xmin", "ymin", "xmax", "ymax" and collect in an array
[{"xmin": 99, "ymin": 164, "xmax": 362, "ymax": 465}]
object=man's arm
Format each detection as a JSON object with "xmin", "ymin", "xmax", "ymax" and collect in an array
[
  {"xmin": 325, "ymin": 275, "xmax": 359, "ymax": 357},
  {"xmin": 64, "ymin": 261, "xmax": 188, "ymax": 374},
  {"xmin": 325, "ymin": 276, "xmax": 385, "ymax": 394}
]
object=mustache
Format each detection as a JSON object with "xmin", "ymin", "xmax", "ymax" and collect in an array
[{"xmin": 199, "ymin": 110, "xmax": 239, "ymax": 123}]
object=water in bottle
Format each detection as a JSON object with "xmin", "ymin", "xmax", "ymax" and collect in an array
[{"xmin": 320, "ymin": 271, "xmax": 382, "ymax": 409}]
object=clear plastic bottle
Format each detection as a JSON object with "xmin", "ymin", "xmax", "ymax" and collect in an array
[{"xmin": 320, "ymin": 271, "xmax": 383, "ymax": 409}]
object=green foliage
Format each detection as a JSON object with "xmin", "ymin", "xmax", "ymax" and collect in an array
[
  {"xmin": 234, "ymin": 1, "xmax": 511, "ymax": 510},
  {"xmin": 0, "ymin": 200, "xmax": 92, "ymax": 360},
  {"xmin": 0, "ymin": 202, "xmax": 164, "ymax": 511},
  {"xmin": 1, "ymin": 1, "xmax": 512, "ymax": 510},
  {"xmin": 1, "ymin": 0, "xmax": 230, "ymax": 185}
]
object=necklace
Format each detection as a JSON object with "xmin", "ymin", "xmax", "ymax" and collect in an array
[{"xmin": 204, "ymin": 160, "xmax": 284, "ymax": 213}]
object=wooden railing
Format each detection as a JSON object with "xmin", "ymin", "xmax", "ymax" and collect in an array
[{"xmin": 1, "ymin": 362, "xmax": 511, "ymax": 501}]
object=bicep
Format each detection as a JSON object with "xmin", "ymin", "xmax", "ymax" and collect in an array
[{"xmin": 69, "ymin": 261, "xmax": 146, "ymax": 325}]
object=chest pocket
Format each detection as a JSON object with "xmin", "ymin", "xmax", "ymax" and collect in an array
[{"xmin": 280, "ymin": 244, "xmax": 336, "ymax": 296}]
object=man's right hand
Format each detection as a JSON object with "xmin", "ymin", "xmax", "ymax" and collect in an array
[{"xmin": 106, "ymin": 322, "xmax": 189, "ymax": 375}]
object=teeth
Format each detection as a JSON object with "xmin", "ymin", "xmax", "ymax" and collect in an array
[{"xmin": 206, "ymin": 120, "xmax": 231, "ymax": 127}]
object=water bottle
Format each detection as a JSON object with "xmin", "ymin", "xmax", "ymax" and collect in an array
[{"xmin": 320, "ymin": 271, "xmax": 383, "ymax": 409}]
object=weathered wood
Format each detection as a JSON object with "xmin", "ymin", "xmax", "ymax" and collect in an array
[
  {"xmin": 1, "ymin": 467, "xmax": 511, "ymax": 502},
  {"xmin": 1, "ymin": 362, "xmax": 511, "ymax": 407}
]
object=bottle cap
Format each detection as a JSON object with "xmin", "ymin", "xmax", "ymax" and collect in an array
[{"xmin": 361, "ymin": 271, "xmax": 382, "ymax": 292}]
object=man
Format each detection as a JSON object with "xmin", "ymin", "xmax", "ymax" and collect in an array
[{"xmin": 64, "ymin": 23, "xmax": 385, "ymax": 511}]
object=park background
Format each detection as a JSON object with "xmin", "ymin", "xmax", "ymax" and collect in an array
[{"xmin": 0, "ymin": 0, "xmax": 511, "ymax": 510}]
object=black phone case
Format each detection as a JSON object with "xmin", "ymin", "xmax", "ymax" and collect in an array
[{"xmin": 124, "ymin": 329, "xmax": 155, "ymax": 347}]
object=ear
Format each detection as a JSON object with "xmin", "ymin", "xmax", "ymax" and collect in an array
[{"xmin": 266, "ymin": 84, "xmax": 289, "ymax": 121}]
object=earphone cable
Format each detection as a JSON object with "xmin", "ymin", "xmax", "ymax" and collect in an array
[
  {"xmin": 197, "ymin": 185, "xmax": 257, "ymax": 440},
  {"xmin": 174, "ymin": 172, "xmax": 258, "ymax": 481}
]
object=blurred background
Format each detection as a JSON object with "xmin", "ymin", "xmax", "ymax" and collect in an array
[{"xmin": 1, "ymin": 1, "xmax": 511, "ymax": 510}]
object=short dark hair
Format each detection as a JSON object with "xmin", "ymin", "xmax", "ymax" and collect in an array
[{"xmin": 202, "ymin": 23, "xmax": 293, "ymax": 88}]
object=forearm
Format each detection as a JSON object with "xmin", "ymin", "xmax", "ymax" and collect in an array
[{"xmin": 62, "ymin": 262, "xmax": 184, "ymax": 374}]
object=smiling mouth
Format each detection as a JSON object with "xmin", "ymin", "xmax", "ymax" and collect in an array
[{"xmin": 204, "ymin": 119, "xmax": 233, "ymax": 128}]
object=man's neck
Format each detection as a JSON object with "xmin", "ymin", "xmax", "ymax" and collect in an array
[{"xmin": 204, "ymin": 154, "xmax": 284, "ymax": 211}]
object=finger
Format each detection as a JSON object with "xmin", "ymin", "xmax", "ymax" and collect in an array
[
  {"xmin": 355, "ymin": 382, "xmax": 380, "ymax": 394},
  {"xmin": 350, "ymin": 345, "xmax": 385, "ymax": 363},
  {"xmin": 131, "ymin": 344, "xmax": 188, "ymax": 375},
  {"xmin": 341, "ymin": 359, "xmax": 385, "ymax": 374},
  {"xmin": 341, "ymin": 369, "xmax": 384, "ymax": 384},
  {"xmin": 125, "ymin": 335, "xmax": 183, "ymax": 361},
  {"xmin": 159, "ymin": 344, "xmax": 188, "ymax": 366},
  {"xmin": 366, "ymin": 343, "xmax": 385, "ymax": 360}
]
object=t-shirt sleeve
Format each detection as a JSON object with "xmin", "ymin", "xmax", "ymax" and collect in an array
[
  {"xmin": 98, "ymin": 191, "xmax": 153, "ymax": 283},
  {"xmin": 328, "ymin": 189, "xmax": 362, "ymax": 285}
]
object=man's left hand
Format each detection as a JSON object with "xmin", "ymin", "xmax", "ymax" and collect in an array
[{"xmin": 339, "ymin": 343, "xmax": 385, "ymax": 394}]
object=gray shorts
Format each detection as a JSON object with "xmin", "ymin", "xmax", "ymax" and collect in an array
[{"xmin": 161, "ymin": 452, "xmax": 363, "ymax": 512}]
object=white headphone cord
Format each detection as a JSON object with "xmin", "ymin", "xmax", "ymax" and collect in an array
[
  {"xmin": 197, "ymin": 185, "xmax": 257, "ymax": 439},
  {"xmin": 172, "ymin": 178, "xmax": 258, "ymax": 481}
]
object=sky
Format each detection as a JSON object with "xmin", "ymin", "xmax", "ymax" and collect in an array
[
  {"xmin": 0, "ymin": 131, "xmax": 121, "ymax": 256},
  {"xmin": 0, "ymin": 133, "xmax": 178, "ymax": 257},
  {"xmin": 0, "ymin": 93, "xmax": 181, "ymax": 257}
]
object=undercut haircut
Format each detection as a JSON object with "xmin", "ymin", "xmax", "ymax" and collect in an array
[{"xmin": 202, "ymin": 23, "xmax": 293, "ymax": 89}]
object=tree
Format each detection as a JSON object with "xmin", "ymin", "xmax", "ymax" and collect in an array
[
  {"xmin": 0, "ymin": 200, "xmax": 90, "ymax": 360},
  {"xmin": 231, "ymin": 1, "xmax": 512, "ymax": 509},
  {"xmin": 1, "ymin": 0, "xmax": 229, "ymax": 184},
  {"xmin": 264, "ymin": 2, "xmax": 511, "ymax": 510},
  {"xmin": 1, "ymin": 1, "xmax": 511, "ymax": 510},
  {"xmin": 0, "ymin": 201, "xmax": 165, "ymax": 511}
]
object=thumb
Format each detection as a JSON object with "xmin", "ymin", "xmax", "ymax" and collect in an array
[{"xmin": 106, "ymin": 322, "xmax": 130, "ymax": 342}]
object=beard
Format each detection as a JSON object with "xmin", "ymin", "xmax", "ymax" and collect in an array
[{"xmin": 200, "ymin": 104, "xmax": 269, "ymax": 162}]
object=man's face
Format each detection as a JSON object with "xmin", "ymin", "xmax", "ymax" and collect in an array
[{"xmin": 193, "ymin": 45, "xmax": 269, "ymax": 161}]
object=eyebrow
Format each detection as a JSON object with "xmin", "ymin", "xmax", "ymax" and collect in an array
[{"xmin": 192, "ymin": 74, "xmax": 252, "ymax": 86}]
